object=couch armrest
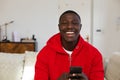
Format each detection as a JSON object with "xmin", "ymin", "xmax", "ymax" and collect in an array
[
  {"xmin": 104, "ymin": 77, "xmax": 107, "ymax": 80},
  {"xmin": 22, "ymin": 51, "xmax": 38, "ymax": 80},
  {"xmin": 105, "ymin": 53, "xmax": 120, "ymax": 80}
]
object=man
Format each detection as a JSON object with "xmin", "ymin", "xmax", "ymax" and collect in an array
[{"xmin": 34, "ymin": 10, "xmax": 104, "ymax": 80}]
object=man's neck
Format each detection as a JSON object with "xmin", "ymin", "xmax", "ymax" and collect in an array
[{"xmin": 61, "ymin": 39, "xmax": 78, "ymax": 51}]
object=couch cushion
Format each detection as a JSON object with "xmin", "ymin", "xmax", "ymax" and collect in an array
[
  {"xmin": 22, "ymin": 51, "xmax": 38, "ymax": 80},
  {"xmin": 0, "ymin": 52, "xmax": 25, "ymax": 80},
  {"xmin": 105, "ymin": 53, "xmax": 120, "ymax": 80}
]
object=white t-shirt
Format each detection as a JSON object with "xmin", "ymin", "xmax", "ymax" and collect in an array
[{"xmin": 63, "ymin": 48, "xmax": 73, "ymax": 55}]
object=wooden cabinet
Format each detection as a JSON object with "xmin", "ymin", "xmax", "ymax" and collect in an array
[{"xmin": 0, "ymin": 42, "xmax": 36, "ymax": 53}]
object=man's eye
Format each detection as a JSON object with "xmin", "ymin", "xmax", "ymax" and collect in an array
[
  {"xmin": 61, "ymin": 23, "xmax": 68, "ymax": 25},
  {"xmin": 61, "ymin": 22, "xmax": 67, "ymax": 24},
  {"xmin": 73, "ymin": 22, "xmax": 79, "ymax": 25}
]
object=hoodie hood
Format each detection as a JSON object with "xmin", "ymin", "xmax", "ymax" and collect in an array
[
  {"xmin": 46, "ymin": 33, "xmax": 64, "ymax": 53},
  {"xmin": 46, "ymin": 33, "xmax": 85, "ymax": 54}
]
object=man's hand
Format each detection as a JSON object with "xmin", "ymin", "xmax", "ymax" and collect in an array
[
  {"xmin": 58, "ymin": 73, "xmax": 69, "ymax": 80},
  {"xmin": 58, "ymin": 73, "xmax": 88, "ymax": 80}
]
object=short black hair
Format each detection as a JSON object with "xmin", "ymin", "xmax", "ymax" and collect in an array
[{"xmin": 59, "ymin": 10, "xmax": 81, "ymax": 23}]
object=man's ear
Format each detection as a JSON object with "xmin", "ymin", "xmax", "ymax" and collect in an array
[
  {"xmin": 58, "ymin": 24, "xmax": 60, "ymax": 27},
  {"xmin": 58, "ymin": 24, "xmax": 60, "ymax": 30},
  {"xmin": 80, "ymin": 24, "xmax": 82, "ymax": 30}
]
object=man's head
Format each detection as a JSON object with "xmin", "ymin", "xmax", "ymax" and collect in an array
[{"xmin": 58, "ymin": 10, "xmax": 82, "ymax": 42}]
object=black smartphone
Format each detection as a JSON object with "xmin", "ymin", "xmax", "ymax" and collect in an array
[
  {"xmin": 69, "ymin": 66, "xmax": 82, "ymax": 79},
  {"xmin": 70, "ymin": 66, "xmax": 82, "ymax": 74}
]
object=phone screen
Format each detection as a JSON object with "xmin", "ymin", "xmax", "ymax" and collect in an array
[
  {"xmin": 69, "ymin": 66, "xmax": 82, "ymax": 79},
  {"xmin": 70, "ymin": 66, "xmax": 82, "ymax": 74}
]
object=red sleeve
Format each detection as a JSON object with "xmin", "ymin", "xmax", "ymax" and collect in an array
[
  {"xmin": 89, "ymin": 50, "xmax": 104, "ymax": 80},
  {"xmin": 34, "ymin": 47, "xmax": 49, "ymax": 80}
]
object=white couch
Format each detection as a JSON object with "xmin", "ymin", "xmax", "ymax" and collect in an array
[
  {"xmin": 104, "ymin": 52, "xmax": 120, "ymax": 80},
  {"xmin": 0, "ymin": 51, "xmax": 37, "ymax": 80},
  {"xmin": 0, "ymin": 51, "xmax": 120, "ymax": 80}
]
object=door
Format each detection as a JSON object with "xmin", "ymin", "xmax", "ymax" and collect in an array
[{"xmin": 93, "ymin": 0, "xmax": 120, "ymax": 58}]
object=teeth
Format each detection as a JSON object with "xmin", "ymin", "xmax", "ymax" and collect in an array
[{"xmin": 66, "ymin": 32, "xmax": 74, "ymax": 34}]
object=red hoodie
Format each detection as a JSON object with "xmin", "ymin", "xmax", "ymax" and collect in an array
[{"xmin": 34, "ymin": 33, "xmax": 104, "ymax": 80}]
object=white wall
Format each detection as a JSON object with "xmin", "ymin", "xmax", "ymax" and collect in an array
[
  {"xmin": 0, "ymin": 0, "xmax": 120, "ymax": 57},
  {"xmin": 0, "ymin": 0, "xmax": 59, "ymax": 51}
]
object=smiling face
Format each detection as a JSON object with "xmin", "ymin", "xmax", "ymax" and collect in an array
[{"xmin": 58, "ymin": 11, "xmax": 82, "ymax": 43}]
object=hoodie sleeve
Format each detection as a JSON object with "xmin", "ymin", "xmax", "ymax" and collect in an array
[
  {"xmin": 89, "ymin": 50, "xmax": 104, "ymax": 80},
  {"xmin": 34, "ymin": 46, "xmax": 49, "ymax": 80}
]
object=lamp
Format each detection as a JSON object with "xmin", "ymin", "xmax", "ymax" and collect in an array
[{"xmin": 0, "ymin": 21, "xmax": 14, "ymax": 42}]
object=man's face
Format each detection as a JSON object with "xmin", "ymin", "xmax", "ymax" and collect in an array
[{"xmin": 59, "ymin": 13, "xmax": 82, "ymax": 42}]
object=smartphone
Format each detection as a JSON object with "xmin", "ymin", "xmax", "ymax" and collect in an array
[
  {"xmin": 70, "ymin": 66, "xmax": 82, "ymax": 74},
  {"xmin": 69, "ymin": 66, "xmax": 82, "ymax": 79}
]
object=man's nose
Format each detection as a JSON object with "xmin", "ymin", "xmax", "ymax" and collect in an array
[{"xmin": 67, "ymin": 23, "xmax": 73, "ymax": 28}]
